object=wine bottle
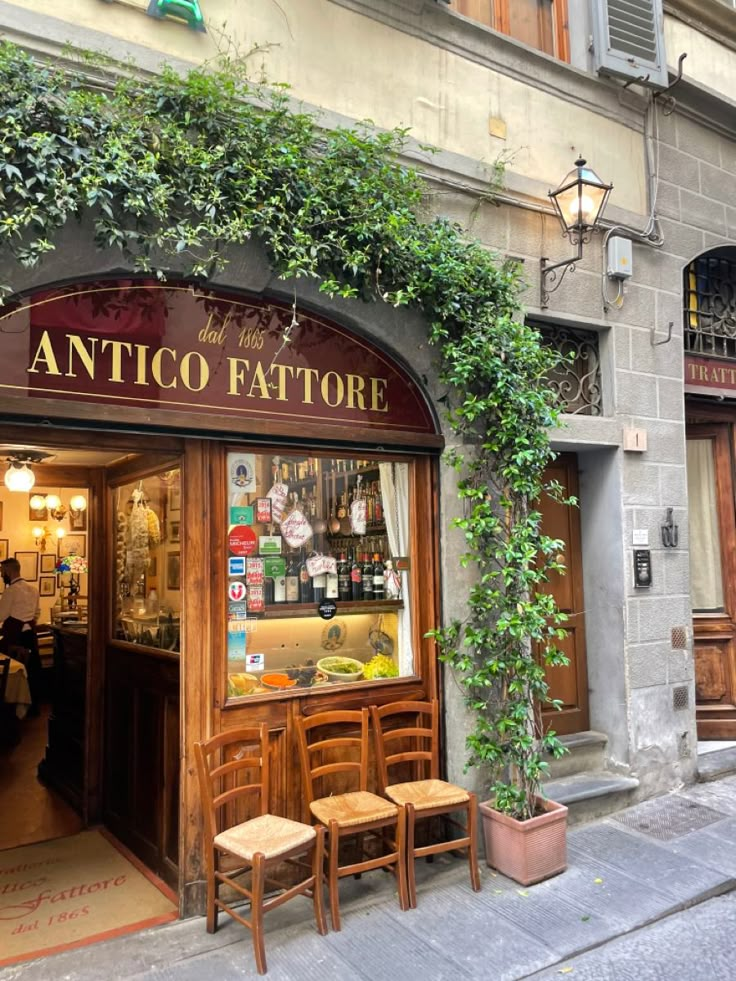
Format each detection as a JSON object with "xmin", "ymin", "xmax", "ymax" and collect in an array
[
  {"xmin": 264, "ymin": 577, "xmax": 275, "ymax": 606},
  {"xmin": 362, "ymin": 551, "xmax": 374, "ymax": 599},
  {"xmin": 351, "ymin": 549, "xmax": 363, "ymax": 601},
  {"xmin": 286, "ymin": 552, "xmax": 300, "ymax": 603},
  {"xmin": 338, "ymin": 552, "xmax": 351, "ymax": 601},
  {"xmin": 299, "ymin": 550, "xmax": 313, "ymax": 604},
  {"xmin": 326, "ymin": 562, "xmax": 339, "ymax": 600},
  {"xmin": 273, "ymin": 569, "xmax": 286, "ymax": 603},
  {"xmin": 372, "ymin": 553, "xmax": 384, "ymax": 601},
  {"xmin": 313, "ymin": 570, "xmax": 327, "ymax": 603}
]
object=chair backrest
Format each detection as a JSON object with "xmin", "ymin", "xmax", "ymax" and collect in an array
[
  {"xmin": 297, "ymin": 708, "xmax": 370, "ymax": 806},
  {"xmin": 0, "ymin": 656, "xmax": 10, "ymax": 703},
  {"xmin": 194, "ymin": 725, "xmax": 269, "ymax": 841},
  {"xmin": 371, "ymin": 700, "xmax": 440, "ymax": 791}
]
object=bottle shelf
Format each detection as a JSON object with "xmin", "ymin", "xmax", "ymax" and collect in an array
[
  {"xmin": 323, "ymin": 465, "xmax": 379, "ymax": 479},
  {"xmin": 258, "ymin": 599, "xmax": 403, "ymax": 620},
  {"xmin": 326, "ymin": 523, "xmax": 386, "ymax": 538}
]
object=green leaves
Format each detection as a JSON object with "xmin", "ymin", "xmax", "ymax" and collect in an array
[{"xmin": 0, "ymin": 42, "xmax": 570, "ymax": 821}]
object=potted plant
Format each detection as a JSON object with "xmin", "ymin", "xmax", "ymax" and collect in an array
[{"xmin": 431, "ymin": 323, "xmax": 571, "ymax": 886}]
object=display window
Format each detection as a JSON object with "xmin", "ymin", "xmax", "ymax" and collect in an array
[
  {"xmin": 225, "ymin": 450, "xmax": 414, "ymax": 698},
  {"xmin": 112, "ymin": 466, "xmax": 182, "ymax": 652}
]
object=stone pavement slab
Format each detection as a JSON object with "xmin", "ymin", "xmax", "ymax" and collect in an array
[
  {"xmin": 530, "ymin": 892, "xmax": 736, "ymax": 981},
  {"xmin": 4, "ymin": 785, "xmax": 736, "ymax": 981},
  {"xmin": 569, "ymin": 820, "xmax": 733, "ymax": 902}
]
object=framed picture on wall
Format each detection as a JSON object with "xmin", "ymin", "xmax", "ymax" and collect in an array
[
  {"xmin": 58, "ymin": 535, "xmax": 86, "ymax": 558},
  {"xmin": 15, "ymin": 551, "xmax": 38, "ymax": 582},
  {"xmin": 0, "ymin": 540, "xmax": 7, "ymax": 563},
  {"xmin": 40, "ymin": 553, "xmax": 57, "ymax": 573},
  {"xmin": 29, "ymin": 498, "xmax": 47, "ymax": 521},
  {"xmin": 169, "ymin": 520, "xmax": 180, "ymax": 544},
  {"xmin": 69, "ymin": 508, "xmax": 87, "ymax": 532},
  {"xmin": 40, "ymin": 576, "xmax": 56, "ymax": 597},
  {"xmin": 167, "ymin": 551, "xmax": 181, "ymax": 591},
  {"xmin": 168, "ymin": 485, "xmax": 181, "ymax": 514}
]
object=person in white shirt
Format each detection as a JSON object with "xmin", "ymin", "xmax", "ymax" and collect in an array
[{"xmin": 0, "ymin": 558, "xmax": 41, "ymax": 714}]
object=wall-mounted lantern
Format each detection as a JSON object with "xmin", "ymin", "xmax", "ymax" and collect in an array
[
  {"xmin": 661, "ymin": 508, "xmax": 679, "ymax": 548},
  {"xmin": 540, "ymin": 157, "xmax": 612, "ymax": 308},
  {"xmin": 147, "ymin": 0, "xmax": 206, "ymax": 32}
]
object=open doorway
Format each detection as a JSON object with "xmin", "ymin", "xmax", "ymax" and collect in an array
[{"xmin": 0, "ymin": 431, "xmax": 181, "ymax": 964}]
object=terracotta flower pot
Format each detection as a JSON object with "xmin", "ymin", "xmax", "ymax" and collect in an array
[{"xmin": 479, "ymin": 796, "xmax": 568, "ymax": 886}]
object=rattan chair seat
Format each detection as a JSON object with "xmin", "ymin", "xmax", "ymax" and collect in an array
[
  {"xmin": 215, "ymin": 813, "xmax": 316, "ymax": 862},
  {"xmin": 310, "ymin": 790, "xmax": 398, "ymax": 828},
  {"xmin": 384, "ymin": 778, "xmax": 470, "ymax": 811}
]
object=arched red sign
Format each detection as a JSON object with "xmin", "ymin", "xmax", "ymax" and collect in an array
[{"xmin": 0, "ymin": 280, "xmax": 438, "ymax": 440}]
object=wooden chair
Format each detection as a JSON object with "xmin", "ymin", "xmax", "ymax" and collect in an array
[
  {"xmin": 194, "ymin": 725, "xmax": 327, "ymax": 975},
  {"xmin": 370, "ymin": 700, "xmax": 481, "ymax": 908},
  {"xmin": 297, "ymin": 707, "xmax": 409, "ymax": 931}
]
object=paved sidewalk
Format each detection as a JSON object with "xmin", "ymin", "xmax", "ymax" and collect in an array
[{"xmin": 4, "ymin": 773, "xmax": 736, "ymax": 981}]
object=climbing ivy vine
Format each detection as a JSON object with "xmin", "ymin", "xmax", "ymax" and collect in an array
[{"xmin": 0, "ymin": 41, "xmax": 569, "ymax": 820}]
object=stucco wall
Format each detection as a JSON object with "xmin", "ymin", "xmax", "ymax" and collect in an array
[{"xmin": 4, "ymin": 0, "xmax": 648, "ymax": 215}]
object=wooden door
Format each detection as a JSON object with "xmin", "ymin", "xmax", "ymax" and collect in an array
[
  {"xmin": 539, "ymin": 454, "xmax": 589, "ymax": 735},
  {"xmin": 687, "ymin": 423, "xmax": 736, "ymax": 738},
  {"xmin": 103, "ymin": 454, "xmax": 183, "ymax": 890}
]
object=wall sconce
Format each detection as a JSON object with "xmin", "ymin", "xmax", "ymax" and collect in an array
[
  {"xmin": 30, "ymin": 491, "xmax": 87, "ymax": 522},
  {"xmin": 661, "ymin": 508, "xmax": 679, "ymax": 548},
  {"xmin": 540, "ymin": 157, "xmax": 613, "ymax": 309},
  {"xmin": 32, "ymin": 525, "xmax": 65, "ymax": 552}
]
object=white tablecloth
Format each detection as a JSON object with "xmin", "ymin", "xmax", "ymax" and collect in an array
[{"xmin": 5, "ymin": 658, "xmax": 31, "ymax": 719}]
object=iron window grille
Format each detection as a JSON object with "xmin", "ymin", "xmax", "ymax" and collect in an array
[
  {"xmin": 537, "ymin": 324, "xmax": 602, "ymax": 416},
  {"xmin": 685, "ymin": 252, "xmax": 736, "ymax": 360}
]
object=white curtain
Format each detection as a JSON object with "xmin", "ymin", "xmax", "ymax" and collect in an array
[
  {"xmin": 686, "ymin": 439, "xmax": 724, "ymax": 611},
  {"xmin": 379, "ymin": 462, "xmax": 413, "ymax": 675}
]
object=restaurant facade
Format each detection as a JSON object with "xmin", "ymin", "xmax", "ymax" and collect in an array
[
  {"xmin": 1, "ymin": 0, "xmax": 736, "ymax": 926},
  {"xmin": 0, "ymin": 244, "xmax": 450, "ymax": 912}
]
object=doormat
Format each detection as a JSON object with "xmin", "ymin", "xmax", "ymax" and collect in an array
[{"xmin": 0, "ymin": 829, "xmax": 178, "ymax": 967}]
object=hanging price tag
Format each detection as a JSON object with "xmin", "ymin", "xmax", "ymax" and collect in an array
[
  {"xmin": 280, "ymin": 508, "xmax": 313, "ymax": 548},
  {"xmin": 306, "ymin": 553, "xmax": 337, "ymax": 576},
  {"xmin": 267, "ymin": 482, "xmax": 289, "ymax": 524}
]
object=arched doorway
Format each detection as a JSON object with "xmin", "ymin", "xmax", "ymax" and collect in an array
[
  {"xmin": 684, "ymin": 247, "xmax": 736, "ymax": 739},
  {"xmin": 0, "ymin": 277, "xmax": 443, "ymax": 916}
]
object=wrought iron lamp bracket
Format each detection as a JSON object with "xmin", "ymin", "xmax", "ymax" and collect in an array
[{"xmin": 540, "ymin": 238, "xmax": 584, "ymax": 309}]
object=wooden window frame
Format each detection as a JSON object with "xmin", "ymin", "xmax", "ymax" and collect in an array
[{"xmin": 450, "ymin": 0, "xmax": 570, "ymax": 62}]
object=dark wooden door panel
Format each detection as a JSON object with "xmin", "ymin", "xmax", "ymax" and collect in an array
[
  {"xmin": 688, "ymin": 422, "xmax": 736, "ymax": 739},
  {"xmin": 104, "ymin": 646, "xmax": 179, "ymax": 890},
  {"xmin": 539, "ymin": 454, "xmax": 589, "ymax": 735}
]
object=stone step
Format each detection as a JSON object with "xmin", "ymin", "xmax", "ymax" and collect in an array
[
  {"xmin": 545, "ymin": 730, "xmax": 608, "ymax": 780},
  {"xmin": 543, "ymin": 771, "xmax": 640, "ymax": 826},
  {"xmin": 697, "ymin": 745, "xmax": 736, "ymax": 782}
]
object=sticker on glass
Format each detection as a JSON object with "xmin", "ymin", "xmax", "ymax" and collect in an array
[
  {"xmin": 229, "ymin": 525, "xmax": 258, "ymax": 556},
  {"xmin": 230, "ymin": 505, "xmax": 254, "ymax": 526},
  {"xmin": 246, "ymin": 557, "xmax": 265, "ymax": 585},
  {"xmin": 228, "ymin": 557, "xmax": 246, "ymax": 577},
  {"xmin": 228, "ymin": 452, "xmax": 256, "ymax": 497}
]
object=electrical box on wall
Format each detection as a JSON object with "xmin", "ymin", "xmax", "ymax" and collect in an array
[{"xmin": 607, "ymin": 236, "xmax": 633, "ymax": 280}]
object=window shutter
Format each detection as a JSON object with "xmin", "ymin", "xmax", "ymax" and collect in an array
[{"xmin": 591, "ymin": 0, "xmax": 668, "ymax": 89}]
